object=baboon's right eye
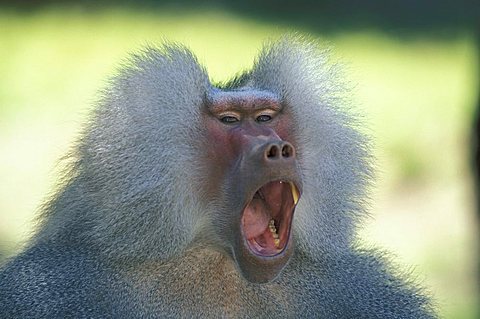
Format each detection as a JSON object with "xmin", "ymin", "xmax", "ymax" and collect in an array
[{"xmin": 220, "ymin": 116, "xmax": 239, "ymax": 124}]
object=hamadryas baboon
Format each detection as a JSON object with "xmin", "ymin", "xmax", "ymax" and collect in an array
[{"xmin": 0, "ymin": 37, "xmax": 436, "ymax": 318}]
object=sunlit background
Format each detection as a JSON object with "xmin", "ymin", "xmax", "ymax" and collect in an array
[{"xmin": 0, "ymin": 1, "xmax": 478, "ymax": 318}]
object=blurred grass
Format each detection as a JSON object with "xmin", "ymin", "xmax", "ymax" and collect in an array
[{"xmin": 0, "ymin": 6, "xmax": 478, "ymax": 318}]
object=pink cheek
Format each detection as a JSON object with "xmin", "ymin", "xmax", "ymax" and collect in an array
[{"xmin": 205, "ymin": 123, "xmax": 235, "ymax": 165}]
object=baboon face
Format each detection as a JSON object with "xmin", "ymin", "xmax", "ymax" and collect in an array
[{"xmin": 202, "ymin": 88, "xmax": 302, "ymax": 283}]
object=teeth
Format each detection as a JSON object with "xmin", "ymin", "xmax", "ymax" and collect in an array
[
  {"xmin": 289, "ymin": 182, "xmax": 299, "ymax": 205},
  {"xmin": 274, "ymin": 238, "xmax": 280, "ymax": 247},
  {"xmin": 269, "ymin": 219, "xmax": 280, "ymax": 248},
  {"xmin": 268, "ymin": 220, "xmax": 277, "ymax": 233}
]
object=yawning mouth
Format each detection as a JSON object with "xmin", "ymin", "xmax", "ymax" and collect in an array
[{"xmin": 241, "ymin": 181, "xmax": 300, "ymax": 257}]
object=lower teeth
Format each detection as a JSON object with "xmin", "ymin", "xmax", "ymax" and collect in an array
[
  {"xmin": 274, "ymin": 238, "xmax": 280, "ymax": 247},
  {"xmin": 269, "ymin": 219, "xmax": 280, "ymax": 248}
]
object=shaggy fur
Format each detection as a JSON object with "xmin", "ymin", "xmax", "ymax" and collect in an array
[{"xmin": 0, "ymin": 37, "xmax": 436, "ymax": 318}]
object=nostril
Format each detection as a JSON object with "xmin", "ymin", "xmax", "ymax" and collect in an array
[
  {"xmin": 266, "ymin": 145, "xmax": 279, "ymax": 159},
  {"xmin": 281, "ymin": 143, "xmax": 294, "ymax": 158}
]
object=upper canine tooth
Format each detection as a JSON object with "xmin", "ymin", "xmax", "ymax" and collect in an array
[{"xmin": 290, "ymin": 182, "xmax": 299, "ymax": 205}]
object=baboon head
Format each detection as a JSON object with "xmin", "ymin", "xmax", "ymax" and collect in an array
[{"xmin": 39, "ymin": 37, "xmax": 371, "ymax": 284}]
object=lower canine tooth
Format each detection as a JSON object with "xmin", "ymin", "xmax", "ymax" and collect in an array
[{"xmin": 274, "ymin": 238, "xmax": 280, "ymax": 247}]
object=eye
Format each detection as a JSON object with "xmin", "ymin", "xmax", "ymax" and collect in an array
[
  {"xmin": 256, "ymin": 114, "xmax": 272, "ymax": 123},
  {"xmin": 220, "ymin": 116, "xmax": 239, "ymax": 124}
]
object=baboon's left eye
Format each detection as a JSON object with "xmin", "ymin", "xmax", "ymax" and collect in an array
[{"xmin": 256, "ymin": 115, "xmax": 272, "ymax": 123}]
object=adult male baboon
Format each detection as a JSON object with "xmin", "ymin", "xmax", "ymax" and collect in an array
[{"xmin": 0, "ymin": 37, "xmax": 436, "ymax": 318}]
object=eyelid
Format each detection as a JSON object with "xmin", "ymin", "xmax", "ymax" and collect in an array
[
  {"xmin": 255, "ymin": 109, "xmax": 277, "ymax": 118},
  {"xmin": 218, "ymin": 112, "xmax": 241, "ymax": 120}
]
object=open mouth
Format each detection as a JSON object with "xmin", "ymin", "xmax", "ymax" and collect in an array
[{"xmin": 241, "ymin": 180, "xmax": 300, "ymax": 257}]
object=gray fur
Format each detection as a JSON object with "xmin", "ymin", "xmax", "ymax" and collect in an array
[{"xmin": 0, "ymin": 36, "xmax": 436, "ymax": 318}]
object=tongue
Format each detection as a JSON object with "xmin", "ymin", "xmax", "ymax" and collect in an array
[{"xmin": 242, "ymin": 198, "xmax": 271, "ymax": 239}]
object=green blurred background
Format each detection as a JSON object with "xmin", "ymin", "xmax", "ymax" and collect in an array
[{"xmin": 0, "ymin": 1, "xmax": 478, "ymax": 317}]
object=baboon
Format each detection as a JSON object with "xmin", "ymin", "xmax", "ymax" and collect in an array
[{"xmin": 0, "ymin": 37, "xmax": 436, "ymax": 318}]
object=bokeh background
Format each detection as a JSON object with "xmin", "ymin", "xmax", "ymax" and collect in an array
[{"xmin": 0, "ymin": 1, "xmax": 478, "ymax": 317}]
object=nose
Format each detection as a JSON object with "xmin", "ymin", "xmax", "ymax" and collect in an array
[{"xmin": 264, "ymin": 142, "xmax": 295, "ymax": 161}]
